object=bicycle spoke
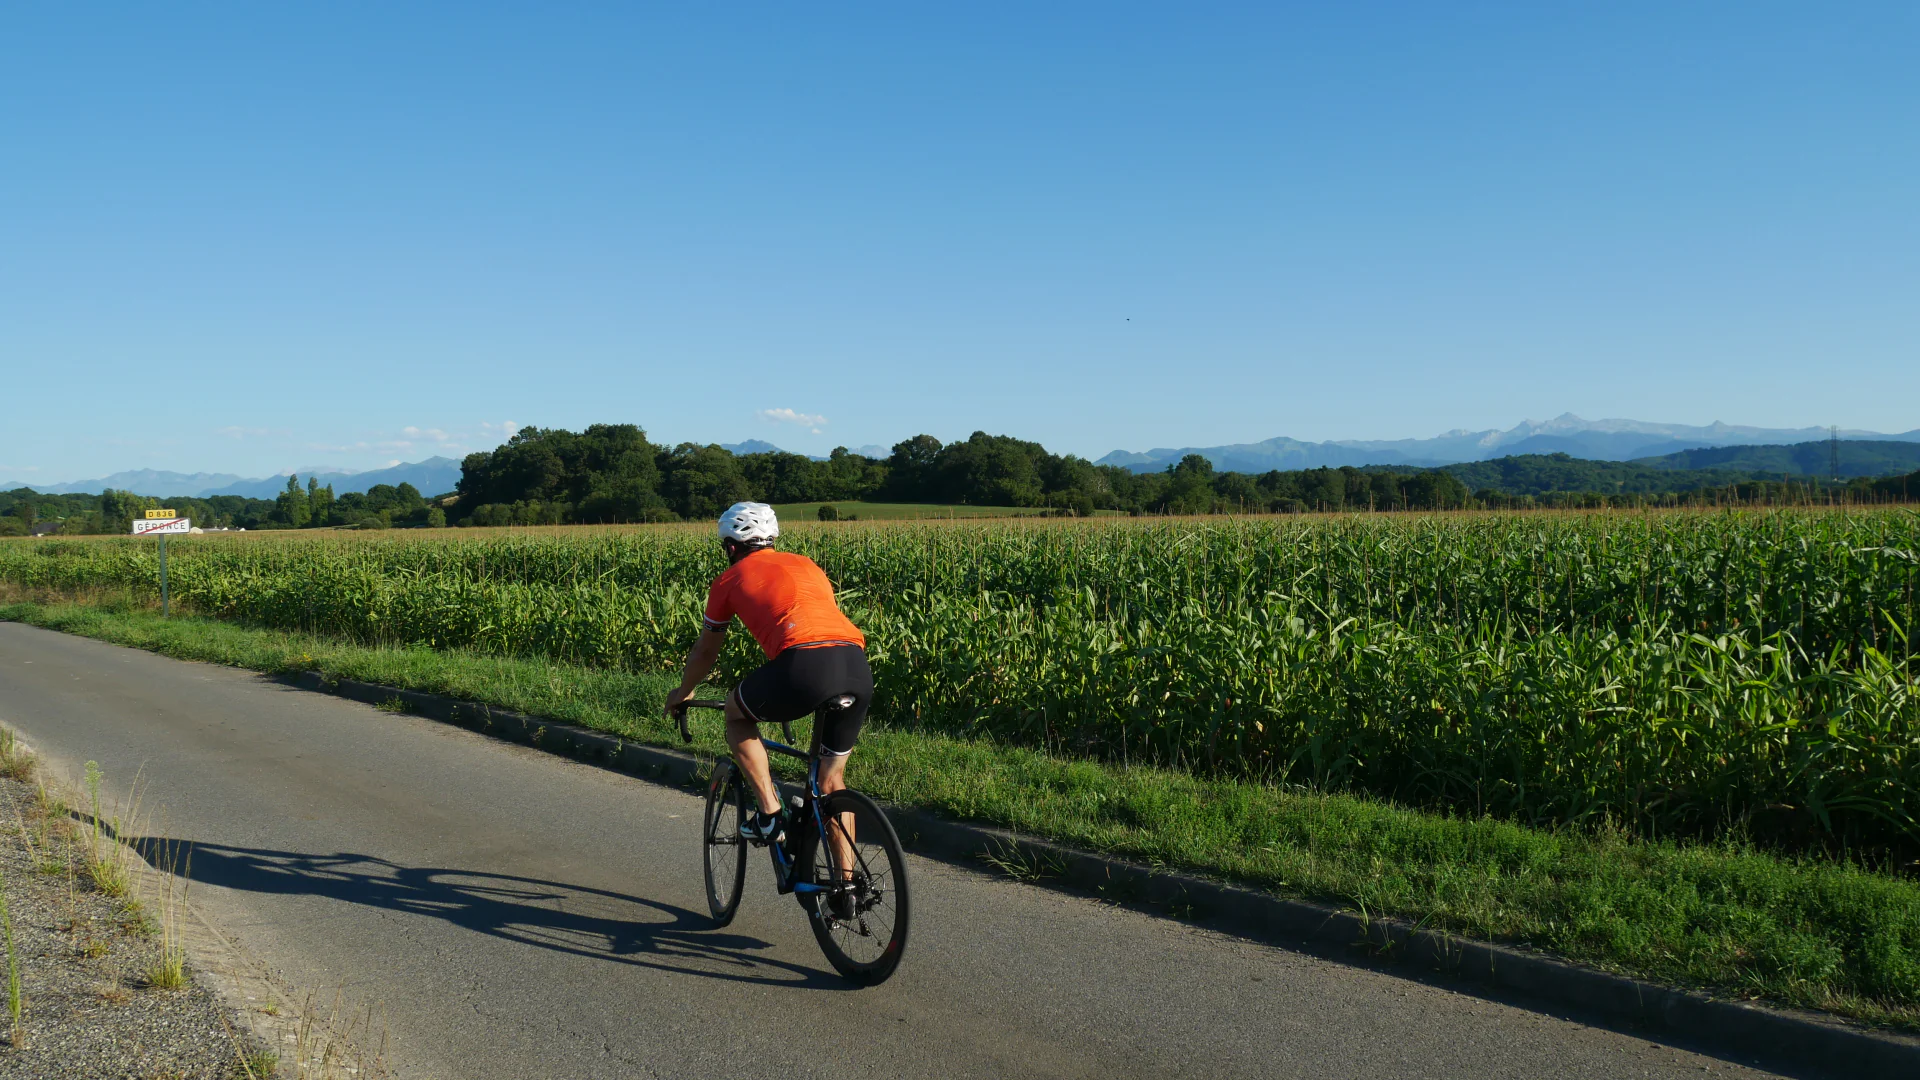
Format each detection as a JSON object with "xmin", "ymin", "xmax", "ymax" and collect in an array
[
  {"xmin": 702, "ymin": 765, "xmax": 748, "ymax": 924},
  {"xmin": 800, "ymin": 790, "xmax": 909, "ymax": 982}
]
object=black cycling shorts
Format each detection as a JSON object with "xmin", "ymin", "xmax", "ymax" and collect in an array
[{"xmin": 736, "ymin": 644, "xmax": 872, "ymax": 756}]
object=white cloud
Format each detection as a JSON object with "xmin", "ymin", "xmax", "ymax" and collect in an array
[
  {"xmin": 311, "ymin": 424, "xmax": 482, "ymax": 456},
  {"xmin": 216, "ymin": 425, "xmax": 284, "ymax": 439},
  {"xmin": 302, "ymin": 420, "xmax": 524, "ymax": 461},
  {"xmin": 757, "ymin": 408, "xmax": 829, "ymax": 435}
]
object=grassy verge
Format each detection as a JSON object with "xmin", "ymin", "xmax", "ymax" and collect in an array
[{"xmin": 4, "ymin": 594, "xmax": 1919, "ymax": 1030}]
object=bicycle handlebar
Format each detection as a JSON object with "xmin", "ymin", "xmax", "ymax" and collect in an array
[
  {"xmin": 671, "ymin": 698, "xmax": 728, "ymax": 743},
  {"xmin": 671, "ymin": 697, "xmax": 802, "ymax": 749}
]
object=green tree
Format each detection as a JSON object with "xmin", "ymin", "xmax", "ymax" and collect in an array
[
  {"xmin": 739, "ymin": 452, "xmax": 829, "ymax": 504},
  {"xmin": 934, "ymin": 432, "xmax": 1047, "ymax": 506},
  {"xmin": 1298, "ymin": 468, "xmax": 1346, "ymax": 511},
  {"xmin": 574, "ymin": 424, "xmax": 666, "ymax": 522},
  {"xmin": 661, "ymin": 444, "xmax": 753, "ymax": 520},
  {"xmin": 1164, "ymin": 455, "xmax": 1216, "ymax": 514},
  {"xmin": 308, "ymin": 480, "xmax": 336, "ymax": 527},
  {"xmin": 1211, "ymin": 470, "xmax": 1260, "ymax": 513},
  {"xmin": 275, "ymin": 475, "xmax": 312, "ymax": 528},
  {"xmin": 1403, "ymin": 470, "xmax": 1470, "ymax": 509},
  {"xmin": 883, "ymin": 435, "xmax": 943, "ymax": 500},
  {"xmin": 98, "ymin": 489, "xmax": 157, "ymax": 534},
  {"xmin": 456, "ymin": 423, "xmax": 667, "ymax": 524}
]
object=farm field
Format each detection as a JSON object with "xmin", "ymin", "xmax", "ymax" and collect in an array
[
  {"xmin": 4, "ymin": 508, "xmax": 1919, "ymax": 1023},
  {"xmin": 5, "ymin": 509, "xmax": 1916, "ymax": 851}
]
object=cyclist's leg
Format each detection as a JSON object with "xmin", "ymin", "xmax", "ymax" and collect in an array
[
  {"xmin": 817, "ymin": 750, "xmax": 857, "ymax": 884},
  {"xmin": 810, "ymin": 647, "xmax": 872, "ymax": 782},
  {"xmin": 812, "ymin": 651, "xmax": 872, "ymax": 881},
  {"xmin": 725, "ymin": 687, "xmax": 781, "ymax": 815},
  {"xmin": 732, "ymin": 646, "xmax": 817, "ymax": 818},
  {"xmin": 815, "ymin": 749, "xmax": 849, "ymax": 796}
]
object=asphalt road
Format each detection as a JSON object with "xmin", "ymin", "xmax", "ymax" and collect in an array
[{"xmin": 0, "ymin": 622, "xmax": 1808, "ymax": 1080}]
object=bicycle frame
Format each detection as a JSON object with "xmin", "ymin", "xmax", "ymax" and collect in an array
[
  {"xmin": 677, "ymin": 699, "xmax": 833, "ymax": 896},
  {"xmin": 759, "ymin": 735, "xmax": 831, "ymax": 896}
]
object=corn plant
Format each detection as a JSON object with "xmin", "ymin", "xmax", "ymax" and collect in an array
[{"xmin": 6, "ymin": 509, "xmax": 1917, "ymax": 850}]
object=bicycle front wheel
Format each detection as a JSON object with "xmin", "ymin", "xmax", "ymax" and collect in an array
[
  {"xmin": 702, "ymin": 760, "xmax": 749, "ymax": 925},
  {"xmin": 796, "ymin": 788, "xmax": 911, "ymax": 984}
]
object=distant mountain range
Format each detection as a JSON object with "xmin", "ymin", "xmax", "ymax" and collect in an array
[
  {"xmin": 0, "ymin": 441, "xmax": 905, "ymax": 499},
  {"xmin": 13, "ymin": 418, "xmax": 1919, "ymax": 498},
  {"xmin": 718, "ymin": 441, "xmax": 892, "ymax": 461},
  {"xmin": 3, "ymin": 457, "xmax": 466, "ymax": 500},
  {"xmin": 1098, "ymin": 414, "xmax": 1920, "ymax": 473}
]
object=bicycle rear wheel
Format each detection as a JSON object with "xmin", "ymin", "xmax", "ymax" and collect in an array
[
  {"xmin": 702, "ymin": 761, "xmax": 748, "ymax": 925},
  {"xmin": 796, "ymin": 789, "xmax": 910, "ymax": 984}
]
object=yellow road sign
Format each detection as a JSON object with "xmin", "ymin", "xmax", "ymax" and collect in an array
[
  {"xmin": 145, "ymin": 508, "xmax": 177, "ymax": 519},
  {"xmin": 132, "ymin": 517, "xmax": 190, "ymax": 536}
]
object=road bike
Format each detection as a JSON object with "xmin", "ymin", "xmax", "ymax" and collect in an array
[{"xmin": 673, "ymin": 697, "xmax": 910, "ymax": 984}]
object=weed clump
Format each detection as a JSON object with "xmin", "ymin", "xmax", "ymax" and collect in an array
[
  {"xmin": 0, "ymin": 729, "xmax": 34, "ymax": 782},
  {"xmin": 117, "ymin": 900, "xmax": 156, "ymax": 937},
  {"xmin": 143, "ymin": 947, "xmax": 188, "ymax": 991}
]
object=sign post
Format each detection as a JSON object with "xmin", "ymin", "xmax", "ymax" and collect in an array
[{"xmin": 133, "ymin": 510, "xmax": 191, "ymax": 615}]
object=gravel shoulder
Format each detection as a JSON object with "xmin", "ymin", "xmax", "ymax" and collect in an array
[{"xmin": 0, "ymin": 762, "xmax": 261, "ymax": 1080}]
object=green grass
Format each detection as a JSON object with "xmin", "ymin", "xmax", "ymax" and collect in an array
[
  {"xmin": 142, "ymin": 948, "xmax": 187, "ymax": 991},
  {"xmin": 5, "ymin": 594, "xmax": 1920, "ymax": 1029}
]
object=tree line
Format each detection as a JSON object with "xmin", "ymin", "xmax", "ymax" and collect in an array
[
  {"xmin": 8, "ymin": 428, "xmax": 1920, "ymax": 537},
  {"xmin": 446, "ymin": 425, "xmax": 1920, "ymax": 525},
  {"xmin": 267, "ymin": 476, "xmax": 444, "ymax": 530},
  {"xmin": 444, "ymin": 425, "xmax": 1354, "ymax": 524},
  {"xmin": 0, "ymin": 478, "xmax": 444, "ymax": 536},
  {"xmin": 0, "ymin": 489, "xmax": 277, "ymax": 536}
]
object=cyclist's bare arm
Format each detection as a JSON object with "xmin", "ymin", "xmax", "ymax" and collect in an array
[
  {"xmin": 666, "ymin": 626, "xmax": 783, "ymax": 815},
  {"xmin": 665, "ymin": 625, "xmax": 726, "ymax": 715}
]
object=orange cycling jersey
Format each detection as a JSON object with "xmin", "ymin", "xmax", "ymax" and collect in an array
[{"xmin": 703, "ymin": 549, "xmax": 866, "ymax": 659}]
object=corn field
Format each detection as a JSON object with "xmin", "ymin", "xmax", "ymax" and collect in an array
[{"xmin": 5, "ymin": 510, "xmax": 1917, "ymax": 851}]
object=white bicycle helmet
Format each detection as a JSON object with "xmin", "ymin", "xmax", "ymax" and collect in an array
[{"xmin": 718, "ymin": 501, "xmax": 779, "ymax": 544}]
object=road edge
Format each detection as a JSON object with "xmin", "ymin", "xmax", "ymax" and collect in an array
[
  {"xmin": 8, "ymin": 730, "xmax": 390, "ymax": 1078},
  {"xmin": 276, "ymin": 668, "xmax": 1920, "ymax": 1077}
]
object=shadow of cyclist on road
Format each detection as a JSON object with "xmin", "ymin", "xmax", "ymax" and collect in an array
[{"xmin": 124, "ymin": 836, "xmax": 850, "ymax": 991}]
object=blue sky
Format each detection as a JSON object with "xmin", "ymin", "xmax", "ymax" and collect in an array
[{"xmin": 3, "ymin": 3, "xmax": 1915, "ymax": 481}]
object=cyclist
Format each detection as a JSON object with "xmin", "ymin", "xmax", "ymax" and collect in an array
[{"xmin": 665, "ymin": 501, "xmax": 871, "ymax": 847}]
